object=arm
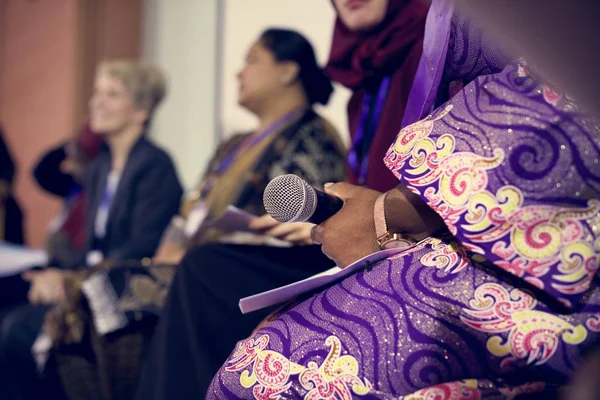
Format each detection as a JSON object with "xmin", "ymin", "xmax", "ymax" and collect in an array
[
  {"xmin": 252, "ymin": 120, "xmax": 346, "ymax": 244},
  {"xmin": 106, "ymin": 156, "xmax": 183, "ymax": 261},
  {"xmin": 383, "ymin": 60, "xmax": 600, "ymax": 309}
]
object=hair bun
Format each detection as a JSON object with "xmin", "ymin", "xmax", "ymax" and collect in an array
[
  {"xmin": 260, "ymin": 28, "xmax": 334, "ymax": 106},
  {"xmin": 304, "ymin": 66, "xmax": 334, "ymax": 105}
]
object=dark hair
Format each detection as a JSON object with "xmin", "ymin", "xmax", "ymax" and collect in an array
[{"xmin": 260, "ymin": 28, "xmax": 333, "ymax": 105}]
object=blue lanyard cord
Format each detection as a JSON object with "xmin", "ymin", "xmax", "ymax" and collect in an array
[
  {"xmin": 99, "ymin": 175, "xmax": 118, "ymax": 212},
  {"xmin": 216, "ymin": 108, "xmax": 305, "ymax": 174},
  {"xmin": 347, "ymin": 76, "xmax": 391, "ymax": 185}
]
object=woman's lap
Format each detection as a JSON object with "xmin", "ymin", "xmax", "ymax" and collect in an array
[
  {"xmin": 135, "ymin": 243, "xmax": 335, "ymax": 400},
  {"xmin": 208, "ymin": 237, "xmax": 600, "ymax": 399}
]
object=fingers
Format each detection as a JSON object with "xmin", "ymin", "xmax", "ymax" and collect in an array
[
  {"xmin": 265, "ymin": 222, "xmax": 309, "ymax": 240},
  {"xmin": 282, "ymin": 224, "xmax": 314, "ymax": 244},
  {"xmin": 55, "ymin": 284, "xmax": 66, "ymax": 303},
  {"xmin": 22, "ymin": 270, "xmax": 37, "ymax": 281},
  {"xmin": 323, "ymin": 182, "xmax": 361, "ymax": 201},
  {"xmin": 311, "ymin": 224, "xmax": 324, "ymax": 245},
  {"xmin": 28, "ymin": 286, "xmax": 40, "ymax": 304},
  {"xmin": 25, "ymin": 270, "xmax": 66, "ymax": 305},
  {"xmin": 249, "ymin": 214, "xmax": 280, "ymax": 231}
]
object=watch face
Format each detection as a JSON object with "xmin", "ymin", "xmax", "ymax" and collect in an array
[{"xmin": 382, "ymin": 239, "xmax": 413, "ymax": 250}]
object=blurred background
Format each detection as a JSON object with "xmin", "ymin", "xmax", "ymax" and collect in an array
[{"xmin": 0, "ymin": 0, "xmax": 351, "ymax": 248}]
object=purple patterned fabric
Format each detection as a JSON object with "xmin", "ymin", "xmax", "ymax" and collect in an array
[
  {"xmin": 208, "ymin": 235, "xmax": 600, "ymax": 398},
  {"xmin": 386, "ymin": 60, "xmax": 600, "ymax": 310},
  {"xmin": 401, "ymin": 0, "xmax": 509, "ymax": 128},
  {"xmin": 206, "ymin": 3, "xmax": 600, "ymax": 398}
]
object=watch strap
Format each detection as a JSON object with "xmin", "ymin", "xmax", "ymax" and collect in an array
[{"xmin": 374, "ymin": 191, "xmax": 390, "ymax": 241}]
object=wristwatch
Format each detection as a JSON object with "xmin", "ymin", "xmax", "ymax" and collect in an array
[{"xmin": 374, "ymin": 191, "xmax": 415, "ymax": 250}]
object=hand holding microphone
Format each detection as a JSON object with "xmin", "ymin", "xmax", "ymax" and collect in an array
[
  {"xmin": 263, "ymin": 174, "xmax": 344, "ymax": 225},
  {"xmin": 248, "ymin": 214, "xmax": 314, "ymax": 245},
  {"xmin": 263, "ymin": 175, "xmax": 381, "ymax": 267}
]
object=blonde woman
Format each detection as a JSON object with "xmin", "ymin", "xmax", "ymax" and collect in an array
[{"xmin": 0, "ymin": 60, "xmax": 182, "ymax": 400}]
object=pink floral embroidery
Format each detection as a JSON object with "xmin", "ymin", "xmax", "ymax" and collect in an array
[
  {"xmin": 299, "ymin": 337, "xmax": 372, "ymax": 400},
  {"xmin": 226, "ymin": 335, "xmax": 270, "ymax": 372},
  {"xmin": 542, "ymin": 86, "xmax": 563, "ymax": 105},
  {"xmin": 585, "ymin": 313, "xmax": 600, "ymax": 332},
  {"xmin": 402, "ymin": 380, "xmax": 481, "ymax": 400},
  {"xmin": 226, "ymin": 335, "xmax": 371, "ymax": 400},
  {"xmin": 420, "ymin": 238, "xmax": 469, "ymax": 274},
  {"xmin": 383, "ymin": 96, "xmax": 600, "ymax": 297}
]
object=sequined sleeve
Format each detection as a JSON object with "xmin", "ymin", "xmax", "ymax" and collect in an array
[{"xmin": 384, "ymin": 60, "xmax": 600, "ymax": 309}]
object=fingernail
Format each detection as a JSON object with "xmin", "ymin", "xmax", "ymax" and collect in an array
[{"xmin": 324, "ymin": 182, "xmax": 333, "ymax": 188}]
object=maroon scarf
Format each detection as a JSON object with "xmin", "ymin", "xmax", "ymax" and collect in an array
[
  {"xmin": 326, "ymin": 0, "xmax": 428, "ymax": 191},
  {"xmin": 59, "ymin": 123, "xmax": 103, "ymax": 250}
]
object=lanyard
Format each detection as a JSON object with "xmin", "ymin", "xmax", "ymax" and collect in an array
[
  {"xmin": 99, "ymin": 174, "xmax": 119, "ymax": 213},
  {"xmin": 347, "ymin": 76, "xmax": 391, "ymax": 185},
  {"xmin": 216, "ymin": 108, "xmax": 304, "ymax": 174}
]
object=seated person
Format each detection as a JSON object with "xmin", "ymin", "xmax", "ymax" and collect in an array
[
  {"xmin": 207, "ymin": 1, "xmax": 600, "ymax": 398},
  {"xmin": 46, "ymin": 28, "xmax": 347, "ymax": 400},
  {"xmin": 0, "ymin": 125, "xmax": 24, "ymax": 245},
  {"xmin": 0, "ymin": 60, "xmax": 182, "ymax": 400},
  {"xmin": 134, "ymin": 0, "xmax": 430, "ymax": 397}
]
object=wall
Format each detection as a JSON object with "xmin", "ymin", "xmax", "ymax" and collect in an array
[
  {"xmin": 1, "ymin": 0, "xmax": 348, "ymax": 245},
  {"xmin": 0, "ymin": 0, "xmax": 141, "ymax": 247},
  {"xmin": 0, "ymin": 0, "xmax": 79, "ymax": 247},
  {"xmin": 220, "ymin": 0, "xmax": 352, "ymax": 144},
  {"xmin": 142, "ymin": 0, "xmax": 219, "ymax": 190},
  {"xmin": 141, "ymin": 0, "xmax": 350, "ymax": 191}
]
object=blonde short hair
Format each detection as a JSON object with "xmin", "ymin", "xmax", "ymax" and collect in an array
[{"xmin": 98, "ymin": 60, "xmax": 167, "ymax": 118}]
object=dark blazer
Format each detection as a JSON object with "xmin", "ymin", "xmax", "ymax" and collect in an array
[{"xmin": 84, "ymin": 136, "xmax": 182, "ymax": 263}]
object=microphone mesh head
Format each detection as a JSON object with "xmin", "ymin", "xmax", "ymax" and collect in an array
[{"xmin": 263, "ymin": 174, "xmax": 316, "ymax": 223}]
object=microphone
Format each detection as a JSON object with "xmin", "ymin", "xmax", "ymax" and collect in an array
[{"xmin": 263, "ymin": 174, "xmax": 343, "ymax": 225}]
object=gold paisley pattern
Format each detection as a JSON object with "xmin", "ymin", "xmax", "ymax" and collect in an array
[
  {"xmin": 384, "ymin": 80, "xmax": 600, "ymax": 303},
  {"xmin": 461, "ymin": 283, "xmax": 587, "ymax": 367}
]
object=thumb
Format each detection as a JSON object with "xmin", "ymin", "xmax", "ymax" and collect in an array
[{"xmin": 323, "ymin": 182, "xmax": 360, "ymax": 201}]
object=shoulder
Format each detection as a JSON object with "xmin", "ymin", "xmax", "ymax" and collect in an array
[
  {"xmin": 218, "ymin": 133, "xmax": 248, "ymax": 150},
  {"xmin": 88, "ymin": 147, "xmax": 110, "ymax": 172},
  {"xmin": 135, "ymin": 137, "xmax": 177, "ymax": 169},
  {"xmin": 212, "ymin": 133, "xmax": 248, "ymax": 160},
  {"xmin": 132, "ymin": 138, "xmax": 181, "ymax": 191},
  {"xmin": 295, "ymin": 110, "xmax": 339, "ymax": 137},
  {"xmin": 291, "ymin": 110, "xmax": 345, "ymax": 153}
]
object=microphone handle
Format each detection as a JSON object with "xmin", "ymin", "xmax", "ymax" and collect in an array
[{"xmin": 307, "ymin": 189, "xmax": 344, "ymax": 225}]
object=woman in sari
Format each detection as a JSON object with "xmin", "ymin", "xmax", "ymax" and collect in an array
[
  {"xmin": 47, "ymin": 28, "xmax": 346, "ymax": 400},
  {"xmin": 207, "ymin": 1, "xmax": 600, "ymax": 398}
]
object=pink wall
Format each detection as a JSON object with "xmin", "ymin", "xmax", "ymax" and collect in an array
[
  {"xmin": 0, "ymin": 0, "xmax": 79, "ymax": 247},
  {"xmin": 0, "ymin": 0, "xmax": 141, "ymax": 247}
]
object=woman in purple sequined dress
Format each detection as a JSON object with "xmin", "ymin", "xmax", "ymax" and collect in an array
[{"xmin": 207, "ymin": 0, "xmax": 600, "ymax": 398}]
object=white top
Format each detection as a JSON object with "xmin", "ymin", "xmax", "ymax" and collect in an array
[
  {"xmin": 94, "ymin": 171, "xmax": 121, "ymax": 239},
  {"xmin": 86, "ymin": 171, "xmax": 120, "ymax": 266}
]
